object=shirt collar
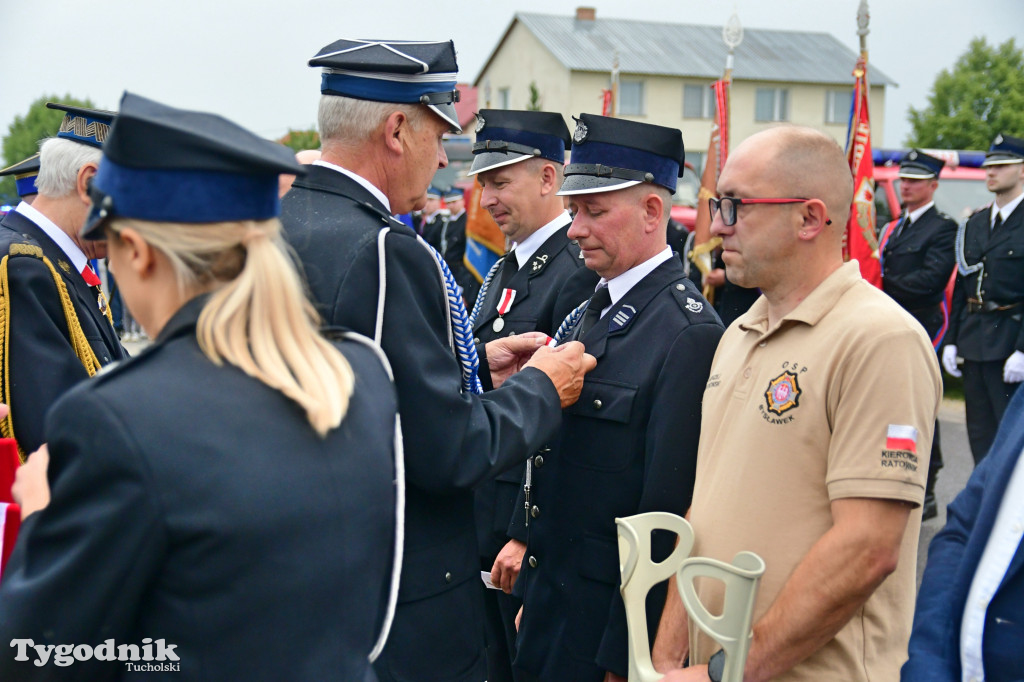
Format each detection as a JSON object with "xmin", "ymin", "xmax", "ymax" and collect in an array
[
  {"xmin": 596, "ymin": 247, "xmax": 674, "ymax": 313},
  {"xmin": 738, "ymin": 261, "xmax": 861, "ymax": 335},
  {"xmin": 513, "ymin": 210, "xmax": 572, "ymax": 268},
  {"xmin": 907, "ymin": 201, "xmax": 934, "ymax": 223},
  {"xmin": 15, "ymin": 201, "xmax": 89, "ymax": 273},
  {"xmin": 993, "ymin": 191, "xmax": 1024, "ymax": 226},
  {"xmin": 313, "ymin": 160, "xmax": 391, "ymax": 213}
]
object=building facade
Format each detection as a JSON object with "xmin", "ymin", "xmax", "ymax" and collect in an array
[{"xmin": 474, "ymin": 9, "xmax": 893, "ymax": 168}]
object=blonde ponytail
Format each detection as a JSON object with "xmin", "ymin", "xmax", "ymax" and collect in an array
[{"xmin": 110, "ymin": 218, "xmax": 354, "ymax": 436}]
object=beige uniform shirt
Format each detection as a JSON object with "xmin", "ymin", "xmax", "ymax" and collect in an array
[{"xmin": 688, "ymin": 262, "xmax": 941, "ymax": 681}]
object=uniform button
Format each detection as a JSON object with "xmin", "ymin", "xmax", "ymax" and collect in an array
[
  {"xmin": 984, "ymin": 273, "xmax": 989, "ymax": 278},
  {"xmin": 743, "ymin": 368, "xmax": 752, "ymax": 379},
  {"xmin": 534, "ymin": 455, "xmax": 545, "ymax": 468},
  {"xmin": 593, "ymin": 399, "xmax": 603, "ymax": 409},
  {"xmin": 474, "ymin": 337, "xmax": 481, "ymax": 344},
  {"xmin": 531, "ymin": 505, "xmax": 541, "ymax": 518},
  {"xmin": 1009, "ymin": 250, "xmax": 1015, "ymax": 255},
  {"xmin": 539, "ymin": 446, "xmax": 551, "ymax": 453},
  {"xmin": 445, "ymin": 572, "xmax": 452, "ymax": 583},
  {"xmin": 675, "ymin": 284, "xmax": 686, "ymax": 291},
  {"xmin": 528, "ymin": 556, "xmax": 538, "ymax": 568}
]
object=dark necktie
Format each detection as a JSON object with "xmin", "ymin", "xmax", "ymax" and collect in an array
[
  {"xmin": 893, "ymin": 214, "xmax": 910, "ymax": 240},
  {"xmin": 992, "ymin": 212, "xmax": 1003, "ymax": 233},
  {"xmin": 498, "ymin": 250, "xmax": 519, "ymax": 290},
  {"xmin": 578, "ymin": 285, "xmax": 612, "ymax": 337}
]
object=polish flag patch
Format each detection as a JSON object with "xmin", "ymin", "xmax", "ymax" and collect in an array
[{"xmin": 886, "ymin": 425, "xmax": 918, "ymax": 453}]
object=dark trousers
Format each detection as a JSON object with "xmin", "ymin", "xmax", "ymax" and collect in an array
[
  {"xmin": 927, "ymin": 418, "xmax": 943, "ymax": 496},
  {"xmin": 482, "ymin": 580, "xmax": 526, "ymax": 682},
  {"xmin": 963, "ymin": 360, "xmax": 1019, "ymax": 463}
]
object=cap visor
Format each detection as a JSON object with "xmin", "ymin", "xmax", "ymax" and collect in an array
[
  {"xmin": 558, "ymin": 175, "xmax": 641, "ymax": 196},
  {"xmin": 982, "ymin": 154, "xmax": 1024, "ymax": 166},
  {"xmin": 80, "ymin": 208, "xmax": 108, "ymax": 240},
  {"xmin": 898, "ymin": 168, "xmax": 937, "ymax": 179},
  {"xmin": 468, "ymin": 152, "xmax": 532, "ymax": 176},
  {"xmin": 429, "ymin": 102, "xmax": 462, "ymax": 133}
]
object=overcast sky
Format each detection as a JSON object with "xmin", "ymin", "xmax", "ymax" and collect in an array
[{"xmin": 2, "ymin": 0, "xmax": 1020, "ymax": 151}]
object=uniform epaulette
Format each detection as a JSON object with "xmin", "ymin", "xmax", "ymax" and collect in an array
[
  {"xmin": 669, "ymin": 279, "xmax": 716, "ymax": 322},
  {"xmin": 8, "ymin": 243, "xmax": 43, "ymax": 258}
]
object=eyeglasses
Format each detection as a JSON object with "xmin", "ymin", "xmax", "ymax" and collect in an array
[{"xmin": 709, "ymin": 196, "xmax": 831, "ymax": 227}]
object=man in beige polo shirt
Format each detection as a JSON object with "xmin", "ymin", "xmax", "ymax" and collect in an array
[{"xmin": 653, "ymin": 126, "xmax": 942, "ymax": 682}]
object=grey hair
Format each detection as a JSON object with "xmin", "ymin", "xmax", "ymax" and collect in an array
[
  {"xmin": 317, "ymin": 95, "xmax": 423, "ymax": 144},
  {"xmin": 35, "ymin": 137, "xmax": 102, "ymax": 198}
]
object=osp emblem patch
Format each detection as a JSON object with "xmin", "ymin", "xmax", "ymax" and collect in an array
[{"xmin": 765, "ymin": 370, "xmax": 801, "ymax": 415}]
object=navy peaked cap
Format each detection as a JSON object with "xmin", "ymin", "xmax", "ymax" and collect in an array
[
  {"xmin": 560, "ymin": 113, "xmax": 685, "ymax": 195},
  {"xmin": 82, "ymin": 92, "xmax": 304, "ymax": 239},
  {"xmin": 898, "ymin": 149, "xmax": 945, "ymax": 179},
  {"xmin": 310, "ymin": 39, "xmax": 462, "ymax": 132},
  {"xmin": 468, "ymin": 109, "xmax": 570, "ymax": 176},
  {"xmin": 46, "ymin": 102, "xmax": 116, "ymax": 149},
  {"xmin": 983, "ymin": 133, "xmax": 1024, "ymax": 166},
  {"xmin": 0, "ymin": 153, "xmax": 41, "ymax": 197}
]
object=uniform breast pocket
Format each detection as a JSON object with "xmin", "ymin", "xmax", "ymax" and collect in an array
[
  {"xmin": 563, "ymin": 378, "xmax": 638, "ymax": 471},
  {"xmin": 504, "ymin": 317, "xmax": 538, "ymax": 336},
  {"xmin": 85, "ymin": 334, "xmax": 113, "ymax": 364}
]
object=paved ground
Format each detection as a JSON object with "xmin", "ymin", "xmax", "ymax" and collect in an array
[{"xmin": 916, "ymin": 398, "xmax": 973, "ymax": 585}]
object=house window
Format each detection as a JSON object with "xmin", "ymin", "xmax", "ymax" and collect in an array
[
  {"xmin": 683, "ymin": 84, "xmax": 715, "ymax": 119},
  {"xmin": 755, "ymin": 88, "xmax": 789, "ymax": 122},
  {"xmin": 825, "ymin": 89, "xmax": 851, "ymax": 124},
  {"xmin": 498, "ymin": 87, "xmax": 510, "ymax": 109},
  {"xmin": 618, "ymin": 80, "xmax": 645, "ymax": 116}
]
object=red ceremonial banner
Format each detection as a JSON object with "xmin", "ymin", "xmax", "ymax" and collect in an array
[
  {"xmin": 845, "ymin": 56, "xmax": 882, "ymax": 288},
  {"xmin": 0, "ymin": 438, "xmax": 21, "ymax": 581}
]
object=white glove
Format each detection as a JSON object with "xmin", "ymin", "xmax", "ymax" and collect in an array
[
  {"xmin": 942, "ymin": 345, "xmax": 961, "ymax": 377},
  {"xmin": 1004, "ymin": 350, "xmax": 1024, "ymax": 383}
]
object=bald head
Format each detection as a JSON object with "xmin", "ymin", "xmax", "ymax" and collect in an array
[{"xmin": 736, "ymin": 127, "xmax": 853, "ymax": 237}]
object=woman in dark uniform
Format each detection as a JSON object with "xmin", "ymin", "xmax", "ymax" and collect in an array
[{"xmin": 0, "ymin": 92, "xmax": 403, "ymax": 681}]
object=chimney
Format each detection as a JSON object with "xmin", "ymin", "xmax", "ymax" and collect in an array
[{"xmin": 576, "ymin": 6, "xmax": 596, "ymax": 21}]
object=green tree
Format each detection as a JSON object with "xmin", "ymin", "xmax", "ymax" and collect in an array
[
  {"xmin": 1, "ymin": 94, "xmax": 95, "ymax": 203},
  {"xmin": 527, "ymin": 82, "xmax": 542, "ymax": 111},
  {"xmin": 279, "ymin": 128, "xmax": 320, "ymax": 153},
  {"xmin": 906, "ymin": 37, "xmax": 1024, "ymax": 149}
]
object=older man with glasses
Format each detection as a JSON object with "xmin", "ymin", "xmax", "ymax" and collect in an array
[{"xmin": 654, "ymin": 125, "xmax": 942, "ymax": 682}]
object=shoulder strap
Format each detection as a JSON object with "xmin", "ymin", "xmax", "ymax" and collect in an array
[{"xmin": 0, "ymin": 247, "xmax": 103, "ymax": 461}]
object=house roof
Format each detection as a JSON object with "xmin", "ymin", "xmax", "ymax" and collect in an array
[{"xmin": 475, "ymin": 12, "xmax": 896, "ymax": 87}]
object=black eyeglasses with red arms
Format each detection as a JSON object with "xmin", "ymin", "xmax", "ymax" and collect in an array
[{"xmin": 709, "ymin": 196, "xmax": 832, "ymax": 227}]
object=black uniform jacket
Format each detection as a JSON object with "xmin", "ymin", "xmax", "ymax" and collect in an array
[
  {"xmin": 513, "ymin": 258, "xmax": 724, "ymax": 681},
  {"xmin": 881, "ymin": 205, "xmax": 957, "ymax": 339},
  {"xmin": 0, "ymin": 296, "xmax": 400, "ymax": 681},
  {"xmin": 0, "ymin": 209, "xmax": 126, "ymax": 454},
  {"xmin": 949, "ymin": 202, "xmax": 1024, "ymax": 361},
  {"xmin": 472, "ymin": 217, "xmax": 599, "ymax": 562},
  {"xmin": 280, "ymin": 165, "xmax": 563, "ymax": 682}
]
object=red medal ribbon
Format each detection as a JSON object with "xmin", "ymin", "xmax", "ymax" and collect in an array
[{"xmin": 496, "ymin": 288, "xmax": 517, "ymax": 316}]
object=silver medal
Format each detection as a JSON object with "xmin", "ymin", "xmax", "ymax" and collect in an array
[{"xmin": 492, "ymin": 317, "xmax": 505, "ymax": 333}]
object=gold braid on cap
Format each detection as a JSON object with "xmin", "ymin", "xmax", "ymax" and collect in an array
[
  {"xmin": 0, "ymin": 245, "xmax": 103, "ymax": 461},
  {"xmin": 59, "ymin": 116, "xmax": 110, "ymax": 144}
]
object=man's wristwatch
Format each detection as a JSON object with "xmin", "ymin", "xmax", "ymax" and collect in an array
[{"xmin": 708, "ymin": 649, "xmax": 726, "ymax": 682}]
